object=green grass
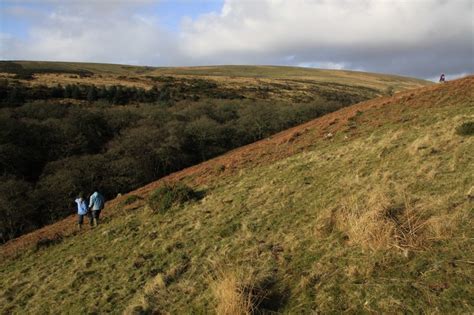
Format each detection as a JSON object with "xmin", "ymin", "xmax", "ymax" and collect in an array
[{"xmin": 1, "ymin": 81, "xmax": 472, "ymax": 314}]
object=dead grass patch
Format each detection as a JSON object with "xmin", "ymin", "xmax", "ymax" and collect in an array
[
  {"xmin": 211, "ymin": 267, "xmax": 287, "ymax": 315},
  {"xmin": 212, "ymin": 270, "xmax": 256, "ymax": 315},
  {"xmin": 337, "ymin": 192, "xmax": 432, "ymax": 252},
  {"xmin": 424, "ymin": 211, "xmax": 464, "ymax": 241}
]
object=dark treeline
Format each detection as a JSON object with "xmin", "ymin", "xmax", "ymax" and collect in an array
[
  {"xmin": 0, "ymin": 80, "xmax": 373, "ymax": 242},
  {"xmin": 0, "ymin": 80, "xmax": 170, "ymax": 106},
  {"xmin": 0, "ymin": 79, "xmax": 244, "ymax": 108},
  {"xmin": 0, "ymin": 61, "xmax": 94, "ymax": 80}
]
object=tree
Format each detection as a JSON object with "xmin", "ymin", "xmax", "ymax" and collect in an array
[
  {"xmin": 107, "ymin": 85, "xmax": 117, "ymax": 103},
  {"xmin": 36, "ymin": 155, "xmax": 108, "ymax": 223},
  {"xmin": 70, "ymin": 84, "xmax": 81, "ymax": 99},
  {"xmin": 184, "ymin": 116, "xmax": 223, "ymax": 161},
  {"xmin": 6, "ymin": 86, "xmax": 25, "ymax": 107},
  {"xmin": 0, "ymin": 177, "xmax": 35, "ymax": 242},
  {"xmin": 112, "ymin": 86, "xmax": 128, "ymax": 105},
  {"xmin": 64, "ymin": 84, "xmax": 73, "ymax": 98},
  {"xmin": 51, "ymin": 84, "xmax": 64, "ymax": 98},
  {"xmin": 87, "ymin": 85, "xmax": 98, "ymax": 102}
]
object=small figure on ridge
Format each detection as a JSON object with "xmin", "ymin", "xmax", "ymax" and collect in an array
[{"xmin": 439, "ymin": 73, "xmax": 446, "ymax": 83}]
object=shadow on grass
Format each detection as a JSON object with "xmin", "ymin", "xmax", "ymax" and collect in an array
[
  {"xmin": 248, "ymin": 275, "xmax": 291, "ymax": 314},
  {"xmin": 35, "ymin": 233, "xmax": 63, "ymax": 251}
]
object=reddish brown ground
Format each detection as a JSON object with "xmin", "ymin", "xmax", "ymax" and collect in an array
[{"xmin": 2, "ymin": 76, "xmax": 472, "ymax": 259}]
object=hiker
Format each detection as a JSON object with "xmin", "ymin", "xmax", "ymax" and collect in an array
[
  {"xmin": 439, "ymin": 74, "xmax": 446, "ymax": 83},
  {"xmin": 89, "ymin": 189, "xmax": 105, "ymax": 227},
  {"xmin": 74, "ymin": 193, "xmax": 89, "ymax": 230}
]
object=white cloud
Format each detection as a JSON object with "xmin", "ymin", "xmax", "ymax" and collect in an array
[
  {"xmin": 1, "ymin": 2, "xmax": 181, "ymax": 65},
  {"xmin": 1, "ymin": 0, "xmax": 473, "ymax": 78},
  {"xmin": 179, "ymin": 0, "xmax": 474, "ymax": 77},
  {"xmin": 297, "ymin": 61, "xmax": 350, "ymax": 71}
]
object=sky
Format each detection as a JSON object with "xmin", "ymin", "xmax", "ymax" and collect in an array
[{"xmin": 0, "ymin": 0, "xmax": 473, "ymax": 80}]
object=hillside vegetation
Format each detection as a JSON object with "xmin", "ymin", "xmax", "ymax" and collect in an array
[
  {"xmin": 1, "ymin": 76, "xmax": 472, "ymax": 314},
  {"xmin": 0, "ymin": 61, "xmax": 429, "ymax": 242}
]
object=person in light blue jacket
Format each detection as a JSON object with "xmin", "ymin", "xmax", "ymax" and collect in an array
[
  {"xmin": 89, "ymin": 189, "xmax": 105, "ymax": 227},
  {"xmin": 74, "ymin": 193, "xmax": 89, "ymax": 230}
]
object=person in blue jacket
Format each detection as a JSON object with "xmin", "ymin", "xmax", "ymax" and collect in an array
[
  {"xmin": 74, "ymin": 193, "xmax": 89, "ymax": 230},
  {"xmin": 89, "ymin": 189, "xmax": 105, "ymax": 227}
]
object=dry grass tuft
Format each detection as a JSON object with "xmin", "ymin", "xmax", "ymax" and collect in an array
[
  {"xmin": 212, "ymin": 271, "xmax": 255, "ymax": 315},
  {"xmin": 337, "ymin": 192, "xmax": 432, "ymax": 252},
  {"xmin": 337, "ymin": 193, "xmax": 393, "ymax": 251},
  {"xmin": 424, "ymin": 211, "xmax": 464, "ymax": 241},
  {"xmin": 211, "ymin": 269, "xmax": 266, "ymax": 315},
  {"xmin": 389, "ymin": 203, "xmax": 430, "ymax": 251}
]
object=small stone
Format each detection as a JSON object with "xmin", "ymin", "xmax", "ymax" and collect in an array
[
  {"xmin": 467, "ymin": 186, "xmax": 474, "ymax": 200},
  {"xmin": 402, "ymin": 248, "xmax": 414, "ymax": 259},
  {"xmin": 223, "ymin": 198, "xmax": 233, "ymax": 204}
]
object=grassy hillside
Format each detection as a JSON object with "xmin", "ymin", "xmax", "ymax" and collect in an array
[
  {"xmin": 0, "ymin": 61, "xmax": 431, "ymax": 242},
  {"xmin": 2, "ymin": 77, "xmax": 472, "ymax": 314}
]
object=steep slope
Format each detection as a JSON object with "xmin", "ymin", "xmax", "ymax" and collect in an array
[{"xmin": 1, "ymin": 77, "xmax": 473, "ymax": 314}]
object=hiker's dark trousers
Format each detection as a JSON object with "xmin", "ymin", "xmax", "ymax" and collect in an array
[
  {"xmin": 78, "ymin": 214, "xmax": 87, "ymax": 225},
  {"xmin": 90, "ymin": 210, "xmax": 101, "ymax": 224}
]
